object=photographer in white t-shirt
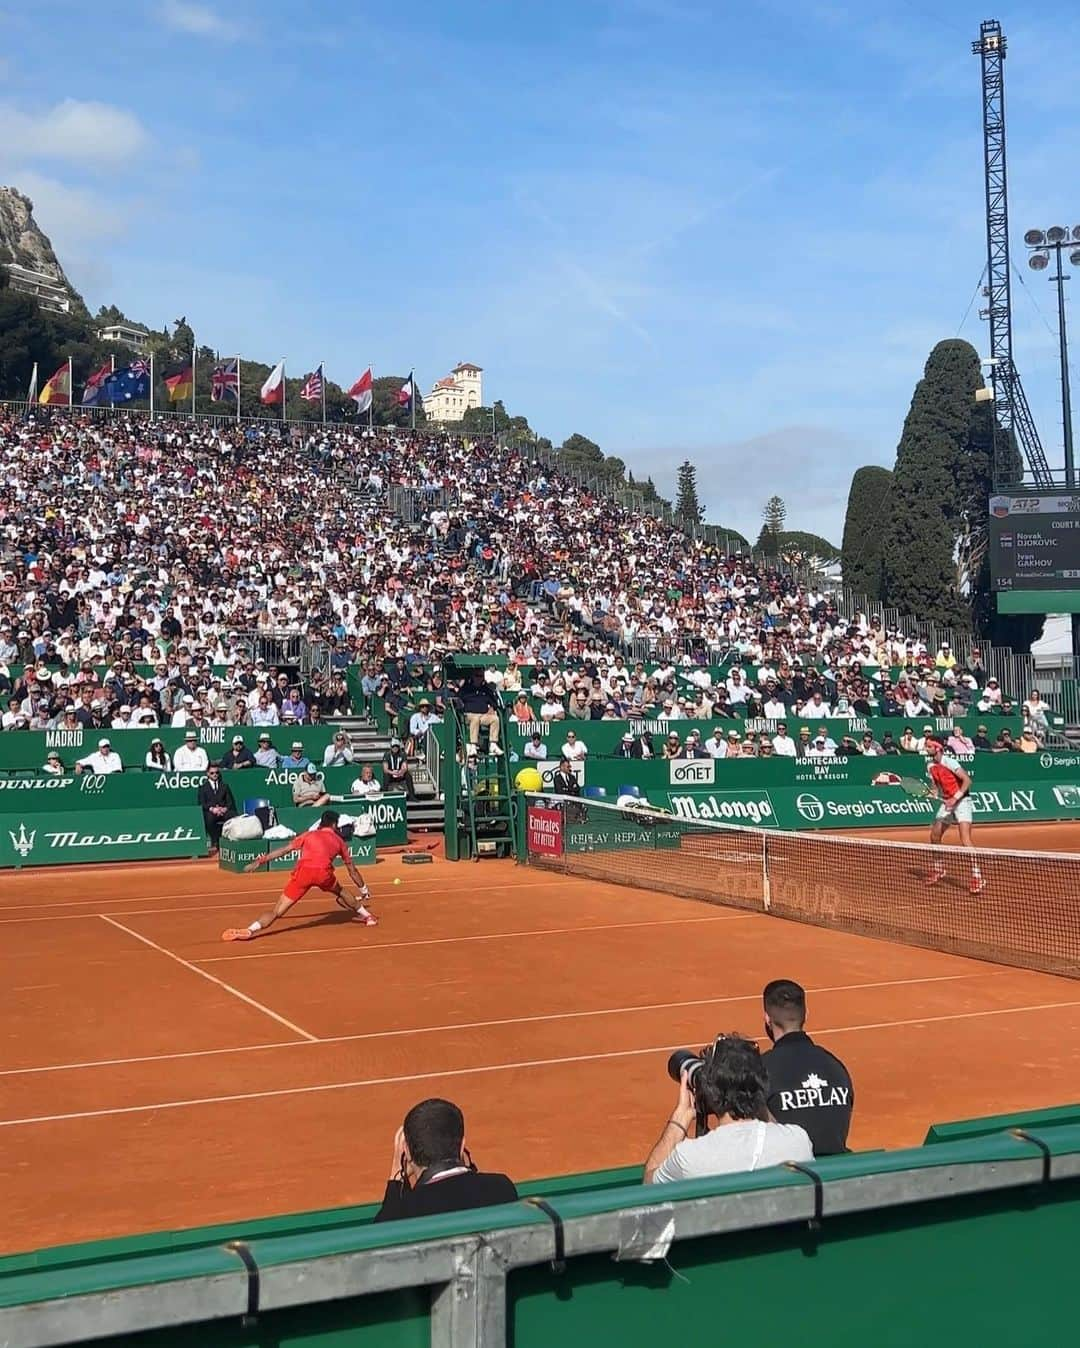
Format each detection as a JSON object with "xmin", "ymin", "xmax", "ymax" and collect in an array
[{"xmin": 645, "ymin": 1034, "xmax": 811, "ymax": 1183}]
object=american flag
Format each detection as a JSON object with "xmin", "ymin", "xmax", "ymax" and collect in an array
[
  {"xmin": 211, "ymin": 357, "xmax": 239, "ymax": 402},
  {"xmin": 300, "ymin": 365, "xmax": 324, "ymax": 402}
]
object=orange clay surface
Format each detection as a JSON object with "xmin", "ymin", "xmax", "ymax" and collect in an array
[{"xmin": 2, "ymin": 829, "xmax": 1080, "ymax": 1256}]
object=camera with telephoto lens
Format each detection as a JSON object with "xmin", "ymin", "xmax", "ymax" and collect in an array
[{"xmin": 667, "ymin": 1049, "xmax": 705, "ymax": 1089}]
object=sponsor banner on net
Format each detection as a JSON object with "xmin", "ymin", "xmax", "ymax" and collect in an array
[{"xmin": 667, "ymin": 791, "xmax": 778, "ymax": 828}]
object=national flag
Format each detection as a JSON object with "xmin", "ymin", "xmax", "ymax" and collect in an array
[
  {"xmin": 396, "ymin": 373, "xmax": 414, "ymax": 409},
  {"xmin": 300, "ymin": 365, "xmax": 324, "ymax": 402},
  {"xmin": 164, "ymin": 368, "xmax": 194, "ymax": 402},
  {"xmin": 39, "ymin": 362, "xmax": 71, "ymax": 406},
  {"xmin": 347, "ymin": 367, "xmax": 373, "ymax": 414},
  {"xmin": 81, "ymin": 362, "xmax": 113, "ymax": 407},
  {"xmin": 260, "ymin": 359, "xmax": 285, "ymax": 405},
  {"xmin": 102, "ymin": 359, "xmax": 151, "ymax": 404},
  {"xmin": 211, "ymin": 357, "xmax": 239, "ymax": 402}
]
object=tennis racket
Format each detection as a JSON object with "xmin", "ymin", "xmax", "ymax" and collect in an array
[{"xmin": 897, "ymin": 776, "xmax": 932, "ymax": 799}]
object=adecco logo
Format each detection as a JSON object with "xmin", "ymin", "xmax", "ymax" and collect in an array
[{"xmin": 795, "ymin": 793, "xmax": 825, "ymax": 823}]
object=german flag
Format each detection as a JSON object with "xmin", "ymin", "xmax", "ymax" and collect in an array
[{"xmin": 164, "ymin": 368, "xmax": 194, "ymax": 402}]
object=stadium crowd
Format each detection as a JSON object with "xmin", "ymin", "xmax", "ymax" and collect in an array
[{"xmin": 0, "ymin": 407, "xmax": 1050, "ymax": 753}]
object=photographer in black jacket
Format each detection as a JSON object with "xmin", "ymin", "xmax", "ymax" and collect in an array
[
  {"xmin": 760, "ymin": 979, "xmax": 853, "ymax": 1155},
  {"xmin": 373, "ymin": 1099, "xmax": 517, "ymax": 1222}
]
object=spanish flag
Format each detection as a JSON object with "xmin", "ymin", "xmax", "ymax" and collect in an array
[
  {"xmin": 38, "ymin": 361, "xmax": 71, "ymax": 405},
  {"xmin": 165, "ymin": 369, "xmax": 194, "ymax": 402}
]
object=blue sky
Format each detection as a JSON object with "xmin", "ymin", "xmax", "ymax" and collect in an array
[{"xmin": 1, "ymin": 0, "xmax": 1079, "ymax": 544}]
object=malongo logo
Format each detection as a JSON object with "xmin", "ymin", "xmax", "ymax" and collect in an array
[{"xmin": 668, "ymin": 793, "xmax": 776, "ymax": 826}]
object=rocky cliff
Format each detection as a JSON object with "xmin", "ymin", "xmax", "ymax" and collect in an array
[{"xmin": 0, "ymin": 186, "xmax": 84, "ymax": 307}]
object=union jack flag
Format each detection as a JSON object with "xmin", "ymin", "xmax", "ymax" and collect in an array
[
  {"xmin": 211, "ymin": 357, "xmax": 239, "ymax": 402},
  {"xmin": 130, "ymin": 359, "xmax": 151, "ymax": 379},
  {"xmin": 300, "ymin": 364, "xmax": 324, "ymax": 402}
]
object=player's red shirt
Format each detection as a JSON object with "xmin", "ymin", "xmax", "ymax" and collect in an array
[
  {"xmin": 295, "ymin": 827, "xmax": 350, "ymax": 871},
  {"xmin": 928, "ymin": 754, "xmax": 965, "ymax": 799}
]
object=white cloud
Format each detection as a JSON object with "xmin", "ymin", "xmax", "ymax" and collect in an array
[
  {"xmin": 160, "ymin": 1, "xmax": 240, "ymax": 39},
  {"xmin": 0, "ymin": 99, "xmax": 149, "ymax": 168}
]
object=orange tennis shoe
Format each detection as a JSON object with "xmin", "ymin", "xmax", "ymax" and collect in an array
[{"xmin": 221, "ymin": 928, "xmax": 254, "ymax": 942}]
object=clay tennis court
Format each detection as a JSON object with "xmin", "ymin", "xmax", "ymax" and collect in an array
[{"xmin": 3, "ymin": 829, "xmax": 1080, "ymax": 1257}]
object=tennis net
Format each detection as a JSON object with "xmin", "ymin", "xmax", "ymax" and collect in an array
[{"xmin": 522, "ymin": 794, "xmax": 1080, "ymax": 979}]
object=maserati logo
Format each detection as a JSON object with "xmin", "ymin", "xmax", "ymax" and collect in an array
[{"xmin": 8, "ymin": 823, "xmax": 35, "ymax": 858}]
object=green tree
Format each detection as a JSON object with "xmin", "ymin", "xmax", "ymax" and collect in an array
[
  {"xmin": 559, "ymin": 432, "xmax": 603, "ymax": 469},
  {"xmin": 841, "ymin": 466, "xmax": 893, "ymax": 599},
  {"xmin": 675, "ymin": 459, "xmax": 704, "ymax": 525},
  {"xmin": 881, "ymin": 339, "xmax": 984, "ymax": 628},
  {"xmin": 774, "ymin": 530, "xmax": 839, "ymax": 559},
  {"xmin": 763, "ymin": 495, "xmax": 787, "ymax": 535}
]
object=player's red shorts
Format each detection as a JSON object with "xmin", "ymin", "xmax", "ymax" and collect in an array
[{"xmin": 282, "ymin": 863, "xmax": 339, "ymax": 903}]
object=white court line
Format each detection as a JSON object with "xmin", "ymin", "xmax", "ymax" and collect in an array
[
  {"xmin": 0, "ymin": 881, "xmax": 574, "ymax": 925},
  {"xmin": 197, "ymin": 912, "xmax": 752, "ymax": 962},
  {"xmin": 0, "ymin": 877, "xmax": 555, "ymax": 915},
  {"xmin": 0, "ymin": 969, "xmax": 1021, "ymax": 1079},
  {"xmin": 4, "ymin": 997, "xmax": 1080, "ymax": 1129},
  {"xmin": 97, "ymin": 916, "xmax": 318, "ymax": 1044}
]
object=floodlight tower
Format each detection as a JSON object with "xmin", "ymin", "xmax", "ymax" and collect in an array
[{"xmin": 972, "ymin": 19, "xmax": 1053, "ymax": 487}]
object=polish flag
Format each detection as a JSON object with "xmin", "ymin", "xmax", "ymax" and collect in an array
[
  {"xmin": 348, "ymin": 368, "xmax": 373, "ymax": 414},
  {"xmin": 260, "ymin": 359, "xmax": 285, "ymax": 405}
]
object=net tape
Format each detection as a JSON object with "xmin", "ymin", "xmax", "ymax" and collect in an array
[{"xmin": 523, "ymin": 794, "xmax": 1080, "ymax": 979}]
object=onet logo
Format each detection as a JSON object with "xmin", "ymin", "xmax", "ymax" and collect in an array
[
  {"xmin": 8, "ymin": 823, "xmax": 35, "ymax": 858},
  {"xmin": 795, "ymin": 793, "xmax": 825, "ymax": 823}
]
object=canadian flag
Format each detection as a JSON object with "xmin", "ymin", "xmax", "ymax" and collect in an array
[
  {"xmin": 348, "ymin": 367, "xmax": 373, "ymax": 414},
  {"xmin": 260, "ymin": 359, "xmax": 285, "ymax": 405}
]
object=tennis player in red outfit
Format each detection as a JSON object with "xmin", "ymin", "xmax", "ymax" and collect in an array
[
  {"xmin": 222, "ymin": 809, "xmax": 377, "ymax": 942},
  {"xmin": 924, "ymin": 738, "xmax": 985, "ymax": 894}
]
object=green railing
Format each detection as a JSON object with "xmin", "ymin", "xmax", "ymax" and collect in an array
[{"xmin": 2, "ymin": 1112, "xmax": 1079, "ymax": 1346}]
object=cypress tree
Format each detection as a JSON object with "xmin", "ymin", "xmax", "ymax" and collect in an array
[
  {"xmin": 841, "ymin": 466, "xmax": 892, "ymax": 599},
  {"xmin": 675, "ymin": 460, "xmax": 704, "ymax": 525},
  {"xmin": 881, "ymin": 340, "xmax": 986, "ymax": 628}
]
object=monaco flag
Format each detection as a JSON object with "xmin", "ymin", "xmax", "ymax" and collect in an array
[
  {"xmin": 260, "ymin": 359, "xmax": 285, "ymax": 405},
  {"xmin": 348, "ymin": 367, "xmax": 373, "ymax": 414}
]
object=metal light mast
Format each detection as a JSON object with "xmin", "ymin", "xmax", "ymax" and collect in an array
[{"xmin": 973, "ymin": 19, "xmax": 1053, "ymax": 487}]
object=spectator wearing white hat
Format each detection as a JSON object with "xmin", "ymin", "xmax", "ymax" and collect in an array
[
  {"xmin": 704, "ymin": 727, "xmax": 729, "ymax": 759},
  {"xmin": 174, "ymin": 731, "xmax": 210, "ymax": 772},
  {"xmin": 254, "ymin": 733, "xmax": 279, "ymax": 768},
  {"xmin": 220, "ymin": 735, "xmax": 257, "ymax": 770},
  {"xmin": 75, "ymin": 738, "xmax": 124, "ymax": 775},
  {"xmin": 145, "ymin": 738, "xmax": 173, "ymax": 773},
  {"xmin": 323, "ymin": 730, "xmax": 355, "ymax": 768}
]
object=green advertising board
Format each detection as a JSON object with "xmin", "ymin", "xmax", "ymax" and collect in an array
[
  {"xmin": 533, "ymin": 749, "xmax": 1080, "ymax": 832},
  {"xmin": 218, "ymin": 830, "xmax": 377, "ymax": 873},
  {"xmin": 0, "ymin": 725, "xmax": 347, "ymax": 774},
  {"xmin": 503, "ymin": 714, "xmax": 1022, "ymax": 759},
  {"xmin": 0, "ymin": 807, "xmax": 207, "ymax": 868}
]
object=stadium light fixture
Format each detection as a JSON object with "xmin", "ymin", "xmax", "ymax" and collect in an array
[{"xmin": 1025, "ymin": 223, "xmax": 1077, "ymax": 487}]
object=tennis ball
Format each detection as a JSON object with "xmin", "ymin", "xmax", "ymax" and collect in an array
[
  {"xmin": 393, "ymin": 877, "xmax": 401, "ymax": 885},
  {"xmin": 514, "ymin": 767, "xmax": 543, "ymax": 792}
]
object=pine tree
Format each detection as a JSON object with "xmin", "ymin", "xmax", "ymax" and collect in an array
[
  {"xmin": 841, "ymin": 466, "xmax": 893, "ymax": 599},
  {"xmin": 763, "ymin": 496, "xmax": 786, "ymax": 535},
  {"xmin": 675, "ymin": 460, "xmax": 704, "ymax": 524}
]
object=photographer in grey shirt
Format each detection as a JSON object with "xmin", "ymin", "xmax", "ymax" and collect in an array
[{"xmin": 645, "ymin": 1034, "xmax": 812, "ymax": 1184}]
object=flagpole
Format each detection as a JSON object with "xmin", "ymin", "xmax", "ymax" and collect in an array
[
  {"xmin": 237, "ymin": 357, "xmax": 242, "ymax": 424},
  {"xmin": 282, "ymin": 359, "xmax": 287, "ymax": 426},
  {"xmin": 410, "ymin": 370, "xmax": 416, "ymax": 431},
  {"xmin": 27, "ymin": 362, "xmax": 38, "ymax": 406},
  {"xmin": 369, "ymin": 363, "xmax": 374, "ymax": 431},
  {"xmin": 191, "ymin": 337, "xmax": 197, "ymax": 419},
  {"xmin": 67, "ymin": 356, "xmax": 73, "ymax": 409},
  {"xmin": 320, "ymin": 362, "xmax": 326, "ymax": 426},
  {"xmin": 149, "ymin": 353, "xmax": 155, "ymax": 417}
]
